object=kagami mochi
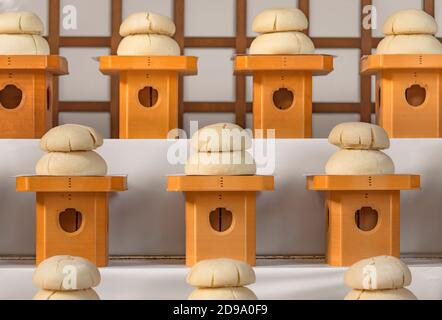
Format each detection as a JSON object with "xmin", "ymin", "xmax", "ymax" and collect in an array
[
  {"xmin": 0, "ymin": 11, "xmax": 49, "ymax": 55},
  {"xmin": 185, "ymin": 123, "xmax": 256, "ymax": 176},
  {"xmin": 325, "ymin": 122, "xmax": 394, "ymax": 175},
  {"xmin": 344, "ymin": 256, "xmax": 417, "ymax": 300},
  {"xmin": 377, "ymin": 9, "xmax": 442, "ymax": 54},
  {"xmin": 36, "ymin": 124, "xmax": 107, "ymax": 176},
  {"xmin": 117, "ymin": 12, "xmax": 180, "ymax": 56},
  {"xmin": 33, "ymin": 256, "xmax": 101, "ymax": 300},
  {"xmin": 250, "ymin": 8, "xmax": 314, "ymax": 55}
]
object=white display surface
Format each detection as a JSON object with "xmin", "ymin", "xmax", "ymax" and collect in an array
[
  {"xmin": 0, "ymin": 139, "xmax": 440, "ymax": 256},
  {"xmin": 0, "ymin": 259, "xmax": 441, "ymax": 300}
]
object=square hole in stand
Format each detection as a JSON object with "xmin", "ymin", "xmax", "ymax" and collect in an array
[
  {"xmin": 19, "ymin": 0, "xmax": 49, "ymax": 36},
  {"xmin": 184, "ymin": 48, "xmax": 235, "ymax": 102},
  {"xmin": 59, "ymin": 112, "xmax": 111, "ymax": 138},
  {"xmin": 372, "ymin": 0, "xmax": 422, "ymax": 38},
  {"xmin": 122, "ymin": 0, "xmax": 173, "ymax": 19},
  {"xmin": 185, "ymin": 0, "xmax": 235, "ymax": 37},
  {"xmin": 247, "ymin": 0, "xmax": 298, "ymax": 37},
  {"xmin": 310, "ymin": 0, "xmax": 360, "ymax": 37},
  {"xmin": 183, "ymin": 113, "xmax": 235, "ymax": 138},
  {"xmin": 59, "ymin": 47, "xmax": 111, "ymax": 101},
  {"xmin": 60, "ymin": 0, "xmax": 111, "ymax": 36},
  {"xmin": 313, "ymin": 49, "xmax": 360, "ymax": 103}
]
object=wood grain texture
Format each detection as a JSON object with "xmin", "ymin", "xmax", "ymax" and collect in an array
[
  {"xmin": 35, "ymin": 191, "xmax": 110, "ymax": 266},
  {"xmin": 306, "ymin": 175, "xmax": 420, "ymax": 191},
  {"xmin": 423, "ymin": 0, "xmax": 435, "ymax": 16},
  {"xmin": 59, "ymin": 101, "xmax": 111, "ymax": 112},
  {"xmin": 168, "ymin": 175, "xmax": 274, "ymax": 192},
  {"xmin": 59, "ymin": 102, "xmax": 371, "ymax": 114},
  {"xmin": 325, "ymin": 190, "xmax": 401, "ymax": 266},
  {"xmin": 184, "ymin": 191, "xmax": 257, "ymax": 266},
  {"xmin": 60, "ymin": 37, "xmax": 111, "ymax": 47},
  {"xmin": 16, "ymin": 176, "xmax": 128, "ymax": 192}
]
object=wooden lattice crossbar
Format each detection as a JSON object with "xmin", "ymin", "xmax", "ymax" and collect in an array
[{"xmin": 49, "ymin": 0, "xmax": 440, "ymax": 138}]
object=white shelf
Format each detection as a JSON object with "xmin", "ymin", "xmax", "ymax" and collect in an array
[{"xmin": 1, "ymin": 258, "xmax": 441, "ymax": 300}]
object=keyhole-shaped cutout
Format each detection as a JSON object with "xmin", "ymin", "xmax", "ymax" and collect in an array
[
  {"xmin": 405, "ymin": 84, "xmax": 426, "ymax": 107},
  {"xmin": 138, "ymin": 86, "xmax": 158, "ymax": 108},
  {"xmin": 209, "ymin": 208, "xmax": 233, "ymax": 232},
  {"xmin": 59, "ymin": 209, "xmax": 83, "ymax": 233},
  {"xmin": 0, "ymin": 84, "xmax": 23, "ymax": 109},
  {"xmin": 273, "ymin": 88, "xmax": 294, "ymax": 110},
  {"xmin": 355, "ymin": 207, "xmax": 378, "ymax": 232}
]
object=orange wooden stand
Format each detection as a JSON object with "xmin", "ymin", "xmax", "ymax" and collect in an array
[
  {"xmin": 100, "ymin": 56, "xmax": 197, "ymax": 139},
  {"xmin": 168, "ymin": 175, "xmax": 274, "ymax": 266},
  {"xmin": 0, "ymin": 56, "xmax": 68, "ymax": 138},
  {"xmin": 235, "ymin": 55, "xmax": 333, "ymax": 138},
  {"xmin": 307, "ymin": 175, "xmax": 420, "ymax": 266},
  {"xmin": 16, "ymin": 176, "xmax": 127, "ymax": 267},
  {"xmin": 362, "ymin": 54, "xmax": 442, "ymax": 138}
]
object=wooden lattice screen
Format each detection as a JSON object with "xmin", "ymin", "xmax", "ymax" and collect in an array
[{"xmin": 49, "ymin": 0, "xmax": 440, "ymax": 138}]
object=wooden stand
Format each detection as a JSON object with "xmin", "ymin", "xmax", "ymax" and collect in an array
[
  {"xmin": 307, "ymin": 175, "xmax": 420, "ymax": 266},
  {"xmin": 168, "ymin": 175, "xmax": 274, "ymax": 266},
  {"xmin": 235, "ymin": 55, "xmax": 333, "ymax": 138},
  {"xmin": 100, "ymin": 56, "xmax": 197, "ymax": 139},
  {"xmin": 0, "ymin": 56, "xmax": 68, "ymax": 138},
  {"xmin": 16, "ymin": 176, "xmax": 127, "ymax": 267},
  {"xmin": 362, "ymin": 54, "xmax": 442, "ymax": 138}
]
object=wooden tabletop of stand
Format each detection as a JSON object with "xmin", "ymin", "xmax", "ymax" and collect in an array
[
  {"xmin": 306, "ymin": 175, "xmax": 420, "ymax": 191},
  {"xmin": 361, "ymin": 54, "xmax": 442, "ymax": 74},
  {"xmin": 0, "ymin": 55, "xmax": 68, "ymax": 74},
  {"xmin": 99, "ymin": 56, "xmax": 198, "ymax": 75},
  {"xmin": 234, "ymin": 55, "xmax": 334, "ymax": 75},
  {"xmin": 16, "ymin": 176, "xmax": 127, "ymax": 192},
  {"xmin": 168, "ymin": 175, "xmax": 274, "ymax": 192}
]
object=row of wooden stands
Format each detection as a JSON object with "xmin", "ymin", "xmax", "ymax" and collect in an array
[
  {"xmin": 1, "ymin": 53, "xmax": 441, "ymax": 139},
  {"xmin": 306, "ymin": 175, "xmax": 420, "ymax": 266},
  {"xmin": 16, "ymin": 176, "xmax": 127, "ymax": 267},
  {"xmin": 14, "ymin": 172, "xmax": 421, "ymax": 268}
]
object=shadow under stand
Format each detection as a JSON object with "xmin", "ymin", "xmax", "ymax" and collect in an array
[
  {"xmin": 362, "ymin": 54, "xmax": 442, "ymax": 138},
  {"xmin": 307, "ymin": 175, "xmax": 420, "ymax": 267},
  {"xmin": 168, "ymin": 175, "xmax": 274, "ymax": 266},
  {"xmin": 16, "ymin": 176, "xmax": 127, "ymax": 267},
  {"xmin": 234, "ymin": 55, "xmax": 333, "ymax": 138},
  {"xmin": 0, "ymin": 56, "xmax": 68, "ymax": 138},
  {"xmin": 99, "ymin": 56, "xmax": 197, "ymax": 139}
]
